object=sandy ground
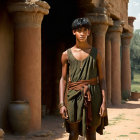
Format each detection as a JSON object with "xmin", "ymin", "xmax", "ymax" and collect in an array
[{"xmin": 4, "ymin": 100, "xmax": 140, "ymax": 140}]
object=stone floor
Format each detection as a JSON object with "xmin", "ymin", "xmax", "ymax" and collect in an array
[{"xmin": 3, "ymin": 100, "xmax": 140, "ymax": 140}]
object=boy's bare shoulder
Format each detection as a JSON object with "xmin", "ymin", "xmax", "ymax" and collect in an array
[
  {"xmin": 61, "ymin": 50, "xmax": 68, "ymax": 62},
  {"xmin": 62, "ymin": 46, "xmax": 73, "ymax": 56},
  {"xmin": 62, "ymin": 46, "xmax": 75, "ymax": 57},
  {"xmin": 62, "ymin": 50, "xmax": 68, "ymax": 58},
  {"xmin": 62, "ymin": 50, "xmax": 67, "ymax": 55}
]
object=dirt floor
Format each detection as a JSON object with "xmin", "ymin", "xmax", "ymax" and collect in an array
[{"xmin": 4, "ymin": 100, "xmax": 140, "ymax": 140}]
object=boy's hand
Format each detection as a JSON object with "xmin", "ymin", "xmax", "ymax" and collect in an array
[
  {"xmin": 99, "ymin": 103, "xmax": 107, "ymax": 117},
  {"xmin": 60, "ymin": 106, "xmax": 68, "ymax": 119}
]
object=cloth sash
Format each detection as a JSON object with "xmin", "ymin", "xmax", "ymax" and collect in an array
[{"xmin": 67, "ymin": 77, "xmax": 99, "ymax": 133}]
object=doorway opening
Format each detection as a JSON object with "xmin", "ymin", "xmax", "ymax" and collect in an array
[{"xmin": 41, "ymin": 0, "xmax": 81, "ymax": 115}]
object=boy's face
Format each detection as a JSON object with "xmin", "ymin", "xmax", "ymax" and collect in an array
[{"xmin": 73, "ymin": 27, "xmax": 90, "ymax": 42}]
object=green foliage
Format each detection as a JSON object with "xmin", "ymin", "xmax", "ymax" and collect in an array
[
  {"xmin": 103, "ymin": 131, "xmax": 111, "ymax": 135},
  {"xmin": 117, "ymin": 135, "xmax": 128, "ymax": 137},
  {"xmin": 130, "ymin": 29, "xmax": 140, "ymax": 64},
  {"xmin": 109, "ymin": 113, "xmax": 133, "ymax": 126},
  {"xmin": 131, "ymin": 72, "xmax": 140, "ymax": 92},
  {"xmin": 130, "ymin": 132, "xmax": 140, "ymax": 134},
  {"xmin": 130, "ymin": 29, "xmax": 140, "ymax": 81}
]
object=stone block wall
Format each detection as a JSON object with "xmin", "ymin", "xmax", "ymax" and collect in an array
[{"xmin": 105, "ymin": 0, "xmax": 128, "ymax": 23}]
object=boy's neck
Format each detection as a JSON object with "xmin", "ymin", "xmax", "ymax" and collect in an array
[{"xmin": 75, "ymin": 40, "xmax": 90, "ymax": 49}]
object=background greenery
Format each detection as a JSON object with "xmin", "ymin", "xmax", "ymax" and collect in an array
[{"xmin": 130, "ymin": 29, "xmax": 140, "ymax": 92}]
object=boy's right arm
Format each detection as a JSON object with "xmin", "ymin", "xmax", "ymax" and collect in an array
[{"xmin": 59, "ymin": 51, "xmax": 68, "ymax": 119}]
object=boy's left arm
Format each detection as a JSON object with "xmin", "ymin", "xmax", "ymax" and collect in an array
[{"xmin": 97, "ymin": 50, "xmax": 107, "ymax": 117}]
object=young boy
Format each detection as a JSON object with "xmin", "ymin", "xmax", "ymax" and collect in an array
[{"xmin": 59, "ymin": 17, "xmax": 108, "ymax": 140}]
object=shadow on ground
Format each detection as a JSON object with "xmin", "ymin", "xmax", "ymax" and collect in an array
[
  {"xmin": 5, "ymin": 100, "xmax": 140, "ymax": 140},
  {"xmin": 5, "ymin": 115, "xmax": 67, "ymax": 140},
  {"xmin": 108, "ymin": 100, "xmax": 140, "ymax": 109}
]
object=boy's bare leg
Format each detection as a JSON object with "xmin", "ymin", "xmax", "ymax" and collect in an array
[
  {"xmin": 69, "ymin": 123, "xmax": 79, "ymax": 140},
  {"xmin": 86, "ymin": 126, "xmax": 96, "ymax": 140}
]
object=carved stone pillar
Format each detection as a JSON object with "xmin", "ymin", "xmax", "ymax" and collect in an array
[
  {"xmin": 86, "ymin": 11, "xmax": 112, "ymax": 78},
  {"xmin": 105, "ymin": 32, "xmax": 111, "ymax": 105},
  {"xmin": 108, "ymin": 20, "xmax": 123, "ymax": 105},
  {"xmin": 8, "ymin": 1, "xmax": 50, "ymax": 130},
  {"xmin": 121, "ymin": 32, "xmax": 133, "ymax": 99},
  {"xmin": 86, "ymin": 12, "xmax": 113, "ymax": 105}
]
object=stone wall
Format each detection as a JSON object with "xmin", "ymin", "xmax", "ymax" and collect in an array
[
  {"xmin": 105, "ymin": 0, "xmax": 128, "ymax": 23},
  {"xmin": 0, "ymin": 9, "xmax": 14, "ymax": 129},
  {"xmin": 91, "ymin": 0, "xmax": 101, "ymax": 7}
]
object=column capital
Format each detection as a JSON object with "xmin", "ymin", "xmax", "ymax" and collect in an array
[
  {"xmin": 108, "ymin": 20, "xmax": 123, "ymax": 33},
  {"xmin": 86, "ymin": 12, "xmax": 113, "ymax": 34},
  {"xmin": 7, "ymin": 1, "xmax": 50, "ymax": 27},
  {"xmin": 121, "ymin": 32, "xmax": 133, "ymax": 48},
  {"xmin": 86, "ymin": 12, "xmax": 113, "ymax": 26},
  {"xmin": 128, "ymin": 16, "xmax": 136, "ymax": 27},
  {"xmin": 122, "ymin": 32, "xmax": 133, "ymax": 39}
]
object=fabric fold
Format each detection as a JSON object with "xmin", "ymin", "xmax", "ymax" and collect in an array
[{"xmin": 67, "ymin": 78, "xmax": 99, "ymax": 136}]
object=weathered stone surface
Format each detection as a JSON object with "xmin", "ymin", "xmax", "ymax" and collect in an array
[
  {"xmin": 8, "ymin": 1, "xmax": 50, "ymax": 14},
  {"xmin": 7, "ymin": 1, "xmax": 50, "ymax": 28},
  {"xmin": 104, "ymin": 0, "xmax": 128, "ymax": 20},
  {"xmin": 7, "ymin": 0, "xmax": 50, "ymax": 132},
  {"xmin": 105, "ymin": 32, "xmax": 112, "ymax": 105},
  {"xmin": 91, "ymin": 23, "xmax": 108, "ymax": 79},
  {"xmin": 108, "ymin": 20, "xmax": 123, "ymax": 105},
  {"xmin": 91, "ymin": 0, "xmax": 101, "ymax": 7},
  {"xmin": 121, "ymin": 32, "xmax": 133, "ymax": 99},
  {"xmin": 86, "ymin": 11, "xmax": 113, "ymax": 25},
  {"xmin": 128, "ymin": 16, "xmax": 136, "ymax": 27}
]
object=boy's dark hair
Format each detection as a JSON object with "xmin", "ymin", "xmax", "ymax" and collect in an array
[{"xmin": 72, "ymin": 17, "xmax": 91, "ymax": 30}]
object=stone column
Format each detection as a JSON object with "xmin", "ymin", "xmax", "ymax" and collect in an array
[
  {"xmin": 108, "ymin": 20, "xmax": 123, "ymax": 105},
  {"xmin": 86, "ymin": 11, "xmax": 112, "ymax": 79},
  {"xmin": 105, "ymin": 32, "xmax": 112, "ymax": 105},
  {"xmin": 8, "ymin": 1, "xmax": 50, "ymax": 130},
  {"xmin": 121, "ymin": 32, "xmax": 133, "ymax": 99},
  {"xmin": 86, "ymin": 11, "xmax": 113, "ymax": 105}
]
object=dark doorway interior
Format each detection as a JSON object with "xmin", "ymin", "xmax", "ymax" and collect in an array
[{"xmin": 41, "ymin": 0, "xmax": 81, "ymax": 114}]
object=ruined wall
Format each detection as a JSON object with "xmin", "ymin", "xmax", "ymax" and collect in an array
[
  {"xmin": 105, "ymin": 0, "xmax": 128, "ymax": 23},
  {"xmin": 90, "ymin": 0, "xmax": 128, "ymax": 26},
  {"xmin": 0, "ymin": 9, "xmax": 14, "ymax": 129}
]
